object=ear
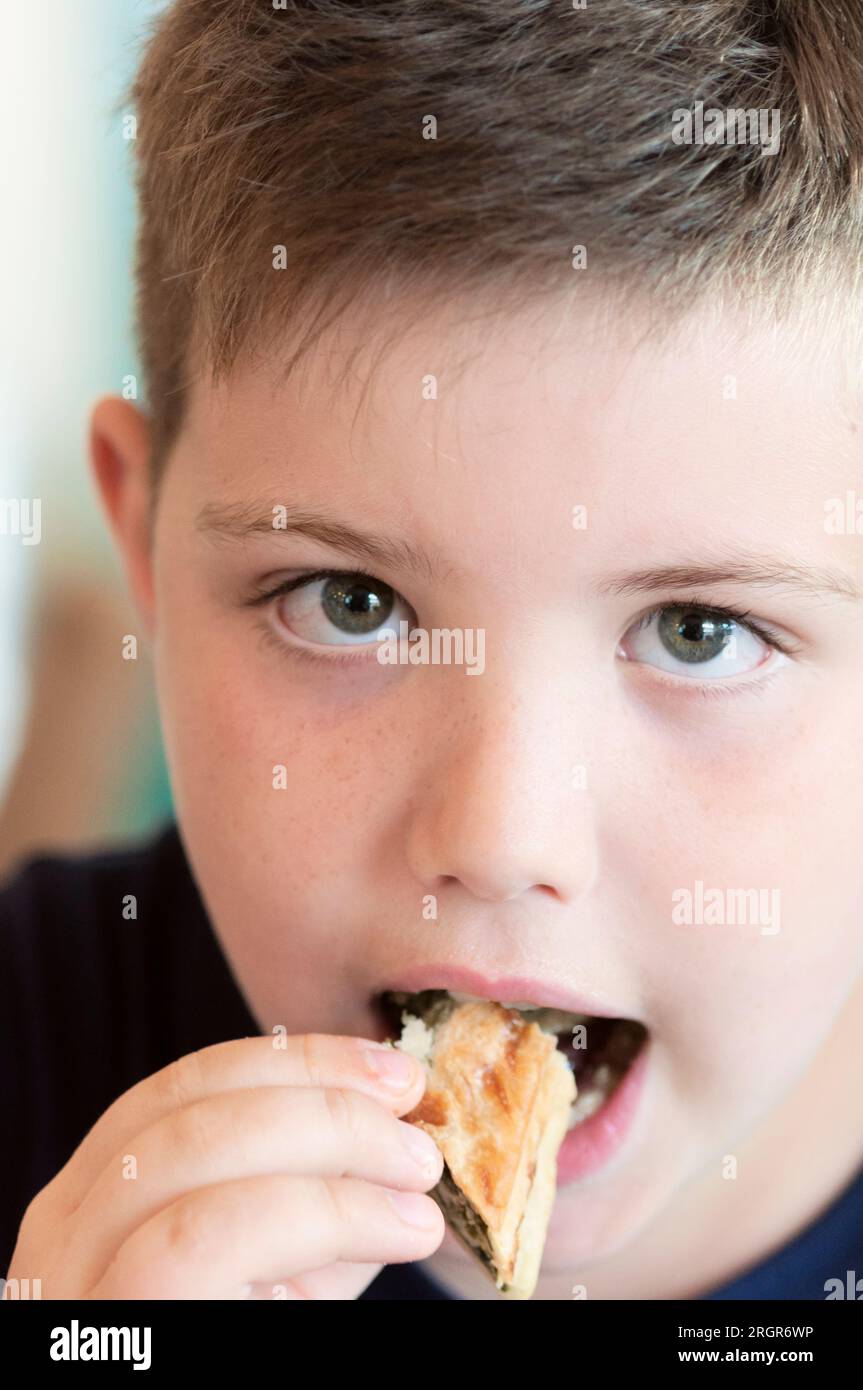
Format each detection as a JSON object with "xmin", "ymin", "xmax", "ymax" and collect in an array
[{"xmin": 89, "ymin": 396, "xmax": 157, "ymax": 640}]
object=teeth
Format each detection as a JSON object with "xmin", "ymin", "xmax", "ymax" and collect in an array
[
  {"xmin": 566, "ymin": 1064, "xmax": 619, "ymax": 1130},
  {"xmin": 448, "ymin": 990, "xmax": 529, "ymax": 1007},
  {"xmin": 567, "ymin": 1090, "xmax": 606, "ymax": 1128},
  {"xmin": 447, "ymin": 990, "xmax": 590, "ymax": 1027}
]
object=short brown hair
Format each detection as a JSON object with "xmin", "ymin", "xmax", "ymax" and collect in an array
[{"xmin": 131, "ymin": 0, "xmax": 863, "ymax": 487}]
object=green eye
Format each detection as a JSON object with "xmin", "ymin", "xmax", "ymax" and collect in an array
[
  {"xmin": 619, "ymin": 601, "xmax": 783, "ymax": 683},
  {"xmin": 320, "ymin": 576, "xmax": 395, "ymax": 635},
  {"xmin": 657, "ymin": 607, "xmax": 736, "ymax": 664},
  {"xmin": 259, "ymin": 568, "xmax": 414, "ymax": 652}
]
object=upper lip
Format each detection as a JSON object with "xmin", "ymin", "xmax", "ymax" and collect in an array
[{"xmin": 374, "ymin": 963, "xmax": 634, "ymax": 1020}]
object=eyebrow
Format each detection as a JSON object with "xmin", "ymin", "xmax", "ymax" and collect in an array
[
  {"xmin": 196, "ymin": 502, "xmax": 860, "ymax": 604},
  {"xmin": 593, "ymin": 558, "xmax": 861, "ymax": 603},
  {"xmin": 195, "ymin": 500, "xmax": 443, "ymax": 584}
]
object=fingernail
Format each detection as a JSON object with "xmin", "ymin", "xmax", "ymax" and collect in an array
[
  {"xmin": 400, "ymin": 1122, "xmax": 441, "ymax": 1179},
  {"xmin": 386, "ymin": 1190, "xmax": 440, "ymax": 1228},
  {"xmin": 362, "ymin": 1044, "xmax": 419, "ymax": 1089}
]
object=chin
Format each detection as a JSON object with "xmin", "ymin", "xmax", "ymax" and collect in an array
[{"xmin": 541, "ymin": 1174, "xmax": 666, "ymax": 1270}]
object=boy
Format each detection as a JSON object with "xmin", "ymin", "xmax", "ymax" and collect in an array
[{"xmin": 3, "ymin": 0, "xmax": 863, "ymax": 1300}]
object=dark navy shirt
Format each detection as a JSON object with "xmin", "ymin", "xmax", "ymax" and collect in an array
[{"xmin": 1, "ymin": 822, "xmax": 861, "ymax": 1299}]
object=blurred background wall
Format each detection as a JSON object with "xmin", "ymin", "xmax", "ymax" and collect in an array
[{"xmin": 0, "ymin": 0, "xmax": 173, "ymax": 879}]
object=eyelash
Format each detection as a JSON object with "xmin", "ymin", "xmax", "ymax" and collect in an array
[
  {"xmin": 623, "ymin": 595, "xmax": 801, "ymax": 701},
  {"xmin": 247, "ymin": 567, "xmax": 383, "ymax": 607},
  {"xmin": 246, "ymin": 569, "xmax": 802, "ymax": 684},
  {"xmin": 627, "ymin": 596, "xmax": 800, "ymax": 659},
  {"xmin": 248, "ymin": 568, "xmax": 392, "ymax": 670}
]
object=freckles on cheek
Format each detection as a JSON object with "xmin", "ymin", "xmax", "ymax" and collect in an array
[
  {"xmin": 183, "ymin": 664, "xmax": 269, "ymax": 763},
  {"xmin": 160, "ymin": 637, "xmax": 282, "ymax": 814},
  {"xmin": 287, "ymin": 714, "xmax": 408, "ymax": 839},
  {"xmin": 176, "ymin": 660, "xmax": 397, "ymax": 828}
]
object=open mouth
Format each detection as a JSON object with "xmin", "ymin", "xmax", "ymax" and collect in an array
[{"xmin": 376, "ymin": 989, "xmax": 648, "ymax": 1133}]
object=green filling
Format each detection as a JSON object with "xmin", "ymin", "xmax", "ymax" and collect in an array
[{"xmin": 433, "ymin": 1163, "xmax": 499, "ymax": 1283}]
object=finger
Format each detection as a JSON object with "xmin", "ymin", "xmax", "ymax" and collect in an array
[
  {"xmin": 70, "ymin": 1084, "xmax": 443, "ymax": 1291},
  {"xmin": 53, "ymin": 1034, "xmax": 424, "ymax": 1212},
  {"xmin": 246, "ymin": 1262, "xmax": 385, "ymax": 1300},
  {"xmin": 88, "ymin": 1175, "xmax": 445, "ymax": 1299}
]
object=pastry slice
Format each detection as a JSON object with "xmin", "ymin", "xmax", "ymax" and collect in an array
[{"xmin": 385, "ymin": 990, "xmax": 576, "ymax": 1299}]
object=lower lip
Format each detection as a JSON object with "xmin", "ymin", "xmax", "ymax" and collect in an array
[{"xmin": 556, "ymin": 1039, "xmax": 650, "ymax": 1186}]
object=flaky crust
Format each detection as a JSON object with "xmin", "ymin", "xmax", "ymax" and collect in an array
[{"xmin": 403, "ymin": 1000, "xmax": 576, "ymax": 1298}]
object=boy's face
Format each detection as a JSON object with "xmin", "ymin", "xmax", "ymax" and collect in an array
[{"xmin": 98, "ymin": 293, "xmax": 863, "ymax": 1285}]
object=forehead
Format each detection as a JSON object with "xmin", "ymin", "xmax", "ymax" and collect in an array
[
  {"xmin": 185, "ymin": 287, "xmax": 856, "ymax": 447},
  {"xmin": 174, "ymin": 292, "xmax": 860, "ymax": 578}
]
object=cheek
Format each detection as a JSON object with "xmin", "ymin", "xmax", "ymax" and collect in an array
[
  {"xmin": 153, "ymin": 628, "xmax": 398, "ymax": 1026},
  {"xmin": 154, "ymin": 582, "xmax": 406, "ymax": 893},
  {"xmin": 604, "ymin": 694, "xmax": 863, "ymax": 1125}
]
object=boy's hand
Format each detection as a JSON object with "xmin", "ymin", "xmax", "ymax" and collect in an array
[{"xmin": 5, "ymin": 1034, "xmax": 445, "ymax": 1299}]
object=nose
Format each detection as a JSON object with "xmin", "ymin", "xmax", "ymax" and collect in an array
[{"xmin": 404, "ymin": 670, "xmax": 598, "ymax": 908}]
